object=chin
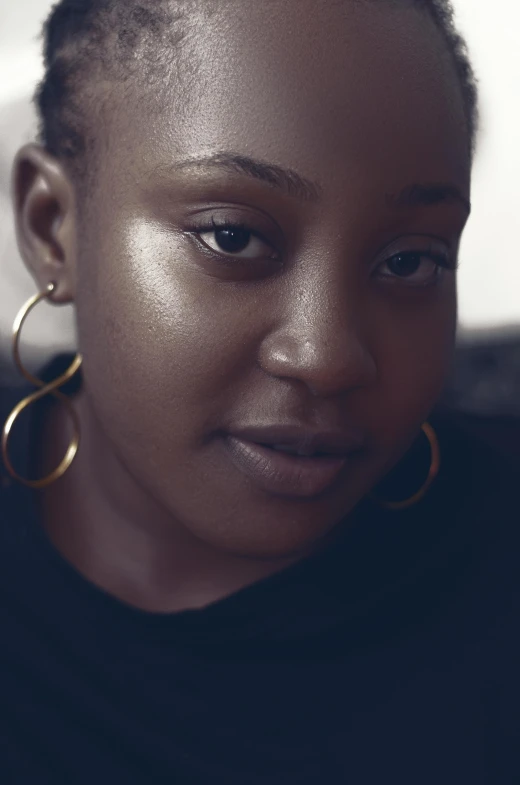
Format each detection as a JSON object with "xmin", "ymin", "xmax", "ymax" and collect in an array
[{"xmin": 178, "ymin": 497, "xmax": 350, "ymax": 562}]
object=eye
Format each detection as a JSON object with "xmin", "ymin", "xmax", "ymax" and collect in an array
[
  {"xmin": 377, "ymin": 250, "xmax": 453, "ymax": 286},
  {"xmin": 197, "ymin": 220, "xmax": 277, "ymax": 260}
]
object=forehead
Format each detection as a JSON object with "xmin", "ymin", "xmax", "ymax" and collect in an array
[{"xmin": 103, "ymin": 0, "xmax": 470, "ymax": 197}]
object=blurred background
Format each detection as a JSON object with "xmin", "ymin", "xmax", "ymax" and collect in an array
[{"xmin": 1, "ymin": 0, "xmax": 519, "ymax": 413}]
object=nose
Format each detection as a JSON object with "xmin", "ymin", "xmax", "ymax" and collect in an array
[{"xmin": 259, "ymin": 286, "xmax": 377, "ymax": 398}]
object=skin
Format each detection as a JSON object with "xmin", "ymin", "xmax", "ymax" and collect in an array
[{"xmin": 13, "ymin": 0, "xmax": 471, "ymax": 612}]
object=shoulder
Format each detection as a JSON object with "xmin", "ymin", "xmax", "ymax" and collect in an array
[
  {"xmin": 0, "ymin": 354, "xmax": 73, "ymax": 495},
  {"xmin": 435, "ymin": 409, "xmax": 520, "ymax": 565},
  {"xmin": 432, "ymin": 409, "xmax": 520, "ymax": 632},
  {"xmin": 432, "ymin": 407, "xmax": 520, "ymax": 499},
  {"xmin": 0, "ymin": 375, "xmax": 36, "ymax": 528},
  {"xmin": 0, "ymin": 374, "xmax": 27, "ymax": 478},
  {"xmin": 440, "ymin": 408, "xmax": 520, "ymax": 467}
]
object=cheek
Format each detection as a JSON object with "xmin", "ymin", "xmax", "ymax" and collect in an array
[
  {"xmin": 365, "ymin": 285, "xmax": 457, "ymax": 460},
  {"xmin": 75, "ymin": 219, "xmax": 250, "ymax": 436}
]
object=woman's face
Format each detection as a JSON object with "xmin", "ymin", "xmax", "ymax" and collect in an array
[{"xmin": 72, "ymin": 0, "xmax": 470, "ymax": 556}]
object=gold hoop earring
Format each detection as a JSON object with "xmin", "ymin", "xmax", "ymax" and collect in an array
[
  {"xmin": 1, "ymin": 283, "xmax": 82, "ymax": 489},
  {"xmin": 377, "ymin": 422, "xmax": 440, "ymax": 511}
]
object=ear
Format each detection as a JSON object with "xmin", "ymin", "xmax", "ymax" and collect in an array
[{"xmin": 12, "ymin": 144, "xmax": 77, "ymax": 304}]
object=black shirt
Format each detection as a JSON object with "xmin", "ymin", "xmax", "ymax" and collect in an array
[{"xmin": 1, "ymin": 371, "xmax": 519, "ymax": 784}]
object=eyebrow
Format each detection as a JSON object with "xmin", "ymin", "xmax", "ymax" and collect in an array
[
  {"xmin": 173, "ymin": 152, "xmax": 322, "ymax": 202},
  {"xmin": 387, "ymin": 183, "xmax": 471, "ymax": 214},
  {"xmin": 169, "ymin": 152, "xmax": 470, "ymax": 214}
]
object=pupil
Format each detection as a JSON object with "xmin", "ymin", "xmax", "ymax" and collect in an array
[
  {"xmin": 388, "ymin": 253, "xmax": 421, "ymax": 277},
  {"xmin": 215, "ymin": 227, "xmax": 251, "ymax": 253}
]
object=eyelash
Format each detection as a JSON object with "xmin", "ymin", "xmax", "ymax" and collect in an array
[
  {"xmin": 184, "ymin": 218, "xmax": 277, "ymax": 267},
  {"xmin": 430, "ymin": 253, "xmax": 454, "ymax": 269},
  {"xmin": 187, "ymin": 219, "xmax": 455, "ymax": 277},
  {"xmin": 209, "ymin": 217, "xmax": 247, "ymax": 234},
  {"xmin": 382, "ymin": 250, "xmax": 456, "ymax": 275}
]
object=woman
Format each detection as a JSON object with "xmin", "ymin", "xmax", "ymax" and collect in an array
[{"xmin": 1, "ymin": 0, "xmax": 518, "ymax": 782}]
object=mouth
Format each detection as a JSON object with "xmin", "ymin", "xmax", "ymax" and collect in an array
[{"xmin": 224, "ymin": 425, "xmax": 365, "ymax": 499}]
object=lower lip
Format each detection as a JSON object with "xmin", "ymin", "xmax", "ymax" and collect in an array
[{"xmin": 225, "ymin": 436, "xmax": 349, "ymax": 498}]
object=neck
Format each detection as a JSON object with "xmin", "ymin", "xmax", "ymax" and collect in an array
[{"xmin": 37, "ymin": 392, "xmax": 300, "ymax": 613}]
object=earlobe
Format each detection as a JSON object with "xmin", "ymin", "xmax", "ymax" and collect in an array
[{"xmin": 12, "ymin": 143, "xmax": 77, "ymax": 303}]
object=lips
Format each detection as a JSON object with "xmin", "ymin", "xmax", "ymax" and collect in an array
[
  {"xmin": 271, "ymin": 443, "xmax": 324, "ymax": 457},
  {"xmin": 224, "ymin": 424, "xmax": 365, "ymax": 498}
]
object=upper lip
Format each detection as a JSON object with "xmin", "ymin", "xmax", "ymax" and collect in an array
[{"xmin": 227, "ymin": 424, "xmax": 366, "ymax": 456}]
